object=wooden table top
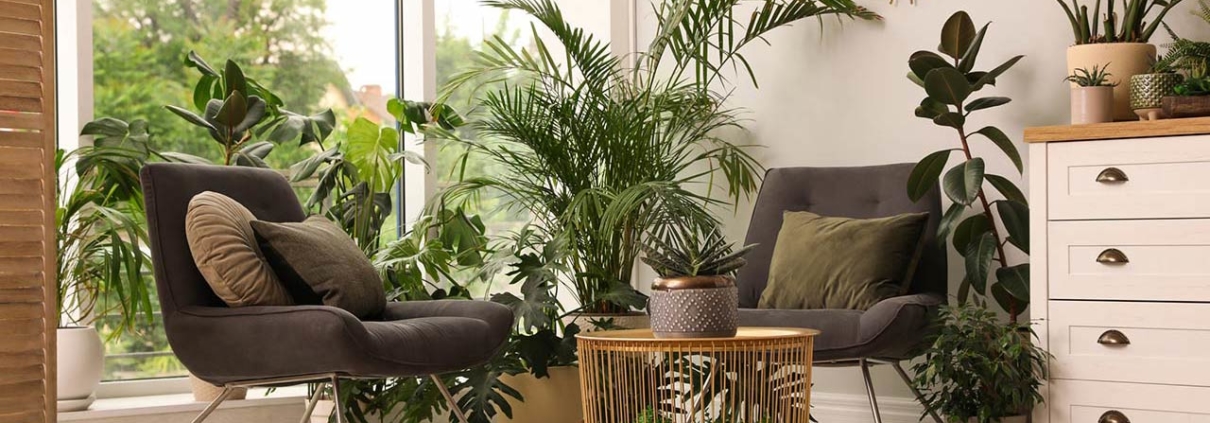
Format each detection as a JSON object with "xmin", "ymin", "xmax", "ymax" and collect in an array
[
  {"xmin": 1025, "ymin": 117, "xmax": 1210, "ymax": 143},
  {"xmin": 576, "ymin": 327, "xmax": 820, "ymax": 342}
]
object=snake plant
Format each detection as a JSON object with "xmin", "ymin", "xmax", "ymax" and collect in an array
[{"xmin": 1056, "ymin": 0, "xmax": 1185, "ymax": 44}]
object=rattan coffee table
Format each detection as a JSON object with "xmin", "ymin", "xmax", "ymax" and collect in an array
[{"xmin": 576, "ymin": 327, "xmax": 819, "ymax": 423}]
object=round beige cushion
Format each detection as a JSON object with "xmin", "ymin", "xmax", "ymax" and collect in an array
[{"xmin": 185, "ymin": 191, "xmax": 292, "ymax": 307}]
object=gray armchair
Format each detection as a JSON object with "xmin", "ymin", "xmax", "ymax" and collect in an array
[
  {"xmin": 141, "ymin": 163, "xmax": 512, "ymax": 423},
  {"xmin": 735, "ymin": 164, "xmax": 946, "ymax": 423}
]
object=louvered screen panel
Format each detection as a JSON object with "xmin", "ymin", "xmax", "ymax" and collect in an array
[{"xmin": 0, "ymin": 0, "xmax": 56, "ymax": 422}]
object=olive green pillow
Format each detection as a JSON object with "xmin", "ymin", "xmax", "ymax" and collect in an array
[
  {"xmin": 251, "ymin": 216, "xmax": 386, "ymax": 319},
  {"xmin": 185, "ymin": 191, "xmax": 293, "ymax": 307},
  {"xmin": 758, "ymin": 211, "xmax": 929, "ymax": 311}
]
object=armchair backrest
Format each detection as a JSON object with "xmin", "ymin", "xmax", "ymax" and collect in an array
[
  {"xmin": 735, "ymin": 164, "xmax": 946, "ymax": 308},
  {"xmin": 140, "ymin": 163, "xmax": 306, "ymax": 320}
]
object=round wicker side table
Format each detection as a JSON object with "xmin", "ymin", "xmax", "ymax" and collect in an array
[{"xmin": 576, "ymin": 327, "xmax": 819, "ymax": 423}]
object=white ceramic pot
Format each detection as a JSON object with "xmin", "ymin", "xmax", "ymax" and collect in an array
[
  {"xmin": 496, "ymin": 366, "xmax": 584, "ymax": 423},
  {"xmin": 56, "ymin": 326, "xmax": 104, "ymax": 412},
  {"xmin": 1070, "ymin": 86, "xmax": 1114, "ymax": 124},
  {"xmin": 1067, "ymin": 43, "xmax": 1157, "ymax": 121}
]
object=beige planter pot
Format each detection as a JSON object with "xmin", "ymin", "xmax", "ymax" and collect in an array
[
  {"xmin": 497, "ymin": 366, "xmax": 584, "ymax": 423},
  {"xmin": 189, "ymin": 374, "xmax": 247, "ymax": 402},
  {"xmin": 966, "ymin": 415, "xmax": 1028, "ymax": 423},
  {"xmin": 1070, "ymin": 86, "xmax": 1114, "ymax": 124},
  {"xmin": 56, "ymin": 327, "xmax": 104, "ymax": 411},
  {"xmin": 1067, "ymin": 43, "xmax": 1157, "ymax": 121},
  {"xmin": 562, "ymin": 312, "xmax": 650, "ymax": 332}
]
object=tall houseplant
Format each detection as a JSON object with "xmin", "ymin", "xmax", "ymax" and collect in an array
[
  {"xmin": 55, "ymin": 130, "xmax": 156, "ymax": 410},
  {"xmin": 1057, "ymin": 0, "xmax": 1186, "ymax": 119},
  {"xmin": 906, "ymin": 11, "xmax": 1030, "ymax": 322},
  {"xmin": 427, "ymin": 0, "xmax": 879, "ymax": 320}
]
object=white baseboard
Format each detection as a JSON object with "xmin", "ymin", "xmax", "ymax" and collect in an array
[{"xmin": 810, "ymin": 392, "xmax": 928, "ymax": 423}]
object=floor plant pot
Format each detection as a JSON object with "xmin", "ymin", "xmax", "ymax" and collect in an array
[
  {"xmin": 189, "ymin": 374, "xmax": 247, "ymax": 402},
  {"xmin": 56, "ymin": 326, "xmax": 104, "ymax": 411},
  {"xmin": 1130, "ymin": 73, "xmax": 1183, "ymax": 120},
  {"xmin": 968, "ymin": 415, "xmax": 1028, "ymax": 423},
  {"xmin": 563, "ymin": 312, "xmax": 650, "ymax": 331},
  {"xmin": 497, "ymin": 366, "xmax": 583, "ymax": 423},
  {"xmin": 1067, "ymin": 43, "xmax": 1157, "ymax": 121},
  {"xmin": 649, "ymin": 275, "xmax": 738, "ymax": 339},
  {"xmin": 1070, "ymin": 86, "xmax": 1114, "ymax": 125}
]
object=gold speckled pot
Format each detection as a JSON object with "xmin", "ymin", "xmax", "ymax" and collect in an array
[{"xmin": 1130, "ymin": 73, "xmax": 1183, "ymax": 110}]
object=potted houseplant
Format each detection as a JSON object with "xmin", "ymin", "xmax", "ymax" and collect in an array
[
  {"xmin": 1130, "ymin": 55, "xmax": 1183, "ymax": 120},
  {"xmin": 56, "ymin": 130, "xmax": 156, "ymax": 411},
  {"xmin": 912, "ymin": 303, "xmax": 1048, "ymax": 423},
  {"xmin": 425, "ymin": 0, "xmax": 879, "ymax": 332},
  {"xmin": 1065, "ymin": 64, "xmax": 1118, "ymax": 124},
  {"xmin": 641, "ymin": 227, "xmax": 754, "ymax": 339},
  {"xmin": 907, "ymin": 10, "xmax": 1031, "ymax": 322},
  {"xmin": 1058, "ymin": 0, "xmax": 1185, "ymax": 120}
]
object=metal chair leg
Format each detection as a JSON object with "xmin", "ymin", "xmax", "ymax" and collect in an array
[
  {"xmin": 191, "ymin": 386, "xmax": 235, "ymax": 423},
  {"xmin": 860, "ymin": 358, "xmax": 884, "ymax": 423},
  {"xmin": 431, "ymin": 374, "xmax": 469, "ymax": 423},
  {"xmin": 299, "ymin": 382, "xmax": 328, "ymax": 423},
  {"xmin": 330, "ymin": 376, "xmax": 346, "ymax": 423},
  {"xmin": 891, "ymin": 361, "xmax": 944, "ymax": 423}
]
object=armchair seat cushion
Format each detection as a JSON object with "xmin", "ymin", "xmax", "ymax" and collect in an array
[
  {"xmin": 179, "ymin": 300, "xmax": 513, "ymax": 385},
  {"xmin": 738, "ymin": 293, "xmax": 941, "ymax": 361}
]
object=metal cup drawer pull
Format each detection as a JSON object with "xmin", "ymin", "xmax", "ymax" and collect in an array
[
  {"xmin": 1096, "ymin": 167, "xmax": 1129, "ymax": 183},
  {"xmin": 1096, "ymin": 248, "xmax": 1130, "ymax": 264},
  {"xmin": 1099, "ymin": 410, "xmax": 1130, "ymax": 423},
  {"xmin": 1097, "ymin": 329, "xmax": 1131, "ymax": 346}
]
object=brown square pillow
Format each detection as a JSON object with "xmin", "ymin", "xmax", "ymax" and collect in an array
[
  {"xmin": 185, "ymin": 191, "xmax": 292, "ymax": 307},
  {"xmin": 758, "ymin": 211, "xmax": 929, "ymax": 311},
  {"xmin": 251, "ymin": 216, "xmax": 386, "ymax": 319}
]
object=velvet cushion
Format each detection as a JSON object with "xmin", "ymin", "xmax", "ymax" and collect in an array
[
  {"xmin": 184, "ymin": 191, "xmax": 292, "ymax": 307},
  {"xmin": 758, "ymin": 211, "xmax": 929, "ymax": 311},
  {"xmin": 251, "ymin": 216, "xmax": 386, "ymax": 319}
]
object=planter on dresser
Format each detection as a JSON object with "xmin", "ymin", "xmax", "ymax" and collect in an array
[
  {"xmin": 1066, "ymin": 43, "xmax": 1157, "ymax": 121},
  {"xmin": 1130, "ymin": 73, "xmax": 1182, "ymax": 120},
  {"xmin": 1025, "ymin": 120, "xmax": 1210, "ymax": 423},
  {"xmin": 1070, "ymin": 86, "xmax": 1114, "ymax": 124}
]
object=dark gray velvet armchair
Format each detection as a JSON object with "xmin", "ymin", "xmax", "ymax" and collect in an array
[
  {"xmin": 735, "ymin": 164, "xmax": 946, "ymax": 423},
  {"xmin": 141, "ymin": 163, "xmax": 512, "ymax": 423}
]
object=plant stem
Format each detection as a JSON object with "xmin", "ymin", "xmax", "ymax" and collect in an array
[{"xmin": 955, "ymin": 119, "xmax": 1018, "ymax": 322}]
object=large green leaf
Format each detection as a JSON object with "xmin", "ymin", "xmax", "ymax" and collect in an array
[
  {"xmin": 164, "ymin": 105, "xmax": 217, "ymax": 132},
  {"xmin": 964, "ymin": 232, "xmax": 997, "ymax": 294},
  {"xmin": 914, "ymin": 97, "xmax": 949, "ymax": 119},
  {"xmin": 952, "ymin": 214, "xmax": 990, "ymax": 252},
  {"xmin": 958, "ymin": 23, "xmax": 989, "ymax": 73},
  {"xmin": 997, "ymin": 199, "xmax": 1030, "ymax": 253},
  {"xmin": 943, "ymin": 158, "xmax": 985, "ymax": 206},
  {"xmin": 985, "ymin": 174, "xmax": 1027, "ymax": 205},
  {"xmin": 937, "ymin": 202, "xmax": 966, "ymax": 242},
  {"xmin": 344, "ymin": 117, "xmax": 402, "ymax": 192},
  {"xmin": 964, "ymin": 96, "xmax": 1011, "ymax": 112},
  {"xmin": 924, "ymin": 67, "xmax": 973, "ymax": 106},
  {"xmin": 972, "ymin": 126, "xmax": 1023, "ymax": 174},
  {"xmin": 996, "ymin": 264, "xmax": 1030, "ymax": 300},
  {"xmin": 223, "ymin": 59, "xmax": 248, "ymax": 98},
  {"xmin": 939, "ymin": 11, "xmax": 976, "ymax": 60},
  {"xmin": 933, "ymin": 112, "xmax": 966, "ymax": 129},
  {"xmin": 213, "ymin": 91, "xmax": 248, "ymax": 130},
  {"xmin": 907, "ymin": 150, "xmax": 952, "ymax": 201},
  {"xmin": 973, "ymin": 55, "xmax": 1024, "ymax": 91},
  {"xmin": 909, "ymin": 51, "xmax": 955, "ymax": 82},
  {"xmin": 990, "ymin": 281, "xmax": 1028, "ymax": 316}
]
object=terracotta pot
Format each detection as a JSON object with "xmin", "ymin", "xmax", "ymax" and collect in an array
[
  {"xmin": 562, "ymin": 312, "xmax": 650, "ymax": 332},
  {"xmin": 496, "ymin": 366, "xmax": 584, "ymax": 423},
  {"xmin": 56, "ymin": 327, "xmax": 104, "ymax": 411},
  {"xmin": 1070, "ymin": 86, "xmax": 1114, "ymax": 124},
  {"xmin": 190, "ymin": 374, "xmax": 247, "ymax": 402},
  {"xmin": 649, "ymin": 275, "xmax": 737, "ymax": 339},
  {"xmin": 1067, "ymin": 43, "xmax": 1157, "ymax": 121}
]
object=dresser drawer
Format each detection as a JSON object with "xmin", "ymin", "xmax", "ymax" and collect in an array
[
  {"xmin": 1048, "ymin": 301, "xmax": 1210, "ymax": 387},
  {"xmin": 1049, "ymin": 379, "xmax": 1210, "ymax": 423},
  {"xmin": 1047, "ymin": 135, "xmax": 1210, "ymax": 220},
  {"xmin": 1048, "ymin": 219, "xmax": 1210, "ymax": 302}
]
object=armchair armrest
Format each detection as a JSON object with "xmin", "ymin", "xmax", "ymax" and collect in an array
[{"xmin": 857, "ymin": 293, "xmax": 944, "ymax": 357}]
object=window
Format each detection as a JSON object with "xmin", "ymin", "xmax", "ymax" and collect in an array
[{"xmin": 90, "ymin": 0, "xmax": 398, "ymax": 382}]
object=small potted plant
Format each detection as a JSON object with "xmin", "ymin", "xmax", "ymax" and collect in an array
[
  {"xmin": 1066, "ymin": 64, "xmax": 1118, "ymax": 124},
  {"xmin": 1058, "ymin": 0, "xmax": 1185, "ymax": 120},
  {"xmin": 1130, "ymin": 54, "xmax": 1184, "ymax": 120},
  {"xmin": 913, "ymin": 303, "xmax": 1049, "ymax": 423},
  {"xmin": 641, "ymin": 228, "xmax": 754, "ymax": 339}
]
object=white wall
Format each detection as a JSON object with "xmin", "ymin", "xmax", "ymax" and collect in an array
[{"xmin": 634, "ymin": 0, "xmax": 1210, "ymax": 404}]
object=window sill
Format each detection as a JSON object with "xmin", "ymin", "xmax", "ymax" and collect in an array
[{"xmin": 59, "ymin": 386, "xmax": 308, "ymax": 422}]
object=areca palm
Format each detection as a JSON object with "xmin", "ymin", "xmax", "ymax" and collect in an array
[{"xmin": 430, "ymin": 0, "xmax": 878, "ymax": 313}]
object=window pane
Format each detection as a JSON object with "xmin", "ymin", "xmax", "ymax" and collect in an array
[{"xmin": 92, "ymin": 0, "xmax": 397, "ymax": 381}]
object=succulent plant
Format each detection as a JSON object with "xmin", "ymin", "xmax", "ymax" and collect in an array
[
  {"xmin": 1065, "ymin": 64, "xmax": 1119, "ymax": 87},
  {"xmin": 1056, "ymin": 0, "xmax": 1185, "ymax": 45},
  {"xmin": 641, "ymin": 229, "xmax": 755, "ymax": 278}
]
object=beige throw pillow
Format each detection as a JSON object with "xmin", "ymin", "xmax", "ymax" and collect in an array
[{"xmin": 185, "ymin": 191, "xmax": 292, "ymax": 307}]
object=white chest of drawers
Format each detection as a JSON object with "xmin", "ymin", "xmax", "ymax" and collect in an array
[{"xmin": 1027, "ymin": 120, "xmax": 1210, "ymax": 423}]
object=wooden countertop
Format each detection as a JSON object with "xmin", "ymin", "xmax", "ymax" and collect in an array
[{"xmin": 1024, "ymin": 117, "xmax": 1210, "ymax": 143}]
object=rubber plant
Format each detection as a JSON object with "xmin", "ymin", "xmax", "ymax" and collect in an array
[{"xmin": 906, "ymin": 11, "xmax": 1030, "ymax": 322}]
